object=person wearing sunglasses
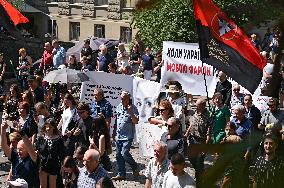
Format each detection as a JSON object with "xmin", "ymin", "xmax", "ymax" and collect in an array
[
  {"xmin": 230, "ymin": 84, "xmax": 245, "ymax": 108},
  {"xmin": 166, "ymin": 117, "xmax": 184, "ymax": 160},
  {"xmin": 149, "ymin": 99, "xmax": 174, "ymax": 127}
]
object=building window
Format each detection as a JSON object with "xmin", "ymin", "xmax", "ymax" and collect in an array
[
  {"xmin": 48, "ymin": 20, "xmax": 58, "ymax": 39},
  {"xmin": 70, "ymin": 22, "xmax": 80, "ymax": 41},
  {"xmin": 120, "ymin": 27, "xmax": 132, "ymax": 43},
  {"xmin": 96, "ymin": 0, "xmax": 108, "ymax": 5},
  {"xmin": 71, "ymin": 0, "xmax": 83, "ymax": 3},
  {"xmin": 94, "ymin": 24, "xmax": 105, "ymax": 38},
  {"xmin": 122, "ymin": 0, "xmax": 136, "ymax": 8}
]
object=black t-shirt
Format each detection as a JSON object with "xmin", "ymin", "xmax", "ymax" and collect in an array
[
  {"xmin": 77, "ymin": 116, "xmax": 93, "ymax": 147},
  {"xmin": 166, "ymin": 132, "xmax": 184, "ymax": 159},
  {"xmin": 31, "ymin": 86, "xmax": 45, "ymax": 103},
  {"xmin": 81, "ymin": 47, "xmax": 93, "ymax": 58},
  {"xmin": 215, "ymin": 80, "xmax": 232, "ymax": 106},
  {"xmin": 130, "ymin": 52, "xmax": 141, "ymax": 61}
]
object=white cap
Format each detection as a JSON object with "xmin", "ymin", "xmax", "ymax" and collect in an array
[{"xmin": 8, "ymin": 178, "xmax": 28, "ymax": 188}]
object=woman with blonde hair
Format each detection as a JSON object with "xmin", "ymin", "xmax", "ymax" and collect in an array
[{"xmin": 17, "ymin": 48, "xmax": 33, "ymax": 90}]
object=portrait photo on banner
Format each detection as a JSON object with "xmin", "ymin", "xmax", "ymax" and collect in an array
[{"xmin": 133, "ymin": 77, "xmax": 161, "ymax": 123}]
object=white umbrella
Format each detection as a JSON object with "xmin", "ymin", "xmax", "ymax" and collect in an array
[{"xmin": 43, "ymin": 68, "xmax": 90, "ymax": 83}]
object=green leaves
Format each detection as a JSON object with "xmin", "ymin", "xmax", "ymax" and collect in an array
[{"xmin": 133, "ymin": 0, "xmax": 282, "ymax": 51}]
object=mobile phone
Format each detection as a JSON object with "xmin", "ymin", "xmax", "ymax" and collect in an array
[{"xmin": 96, "ymin": 106, "xmax": 101, "ymax": 113}]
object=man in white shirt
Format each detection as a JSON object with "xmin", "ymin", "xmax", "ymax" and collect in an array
[
  {"xmin": 162, "ymin": 153, "xmax": 196, "ymax": 188},
  {"xmin": 144, "ymin": 141, "xmax": 170, "ymax": 188}
]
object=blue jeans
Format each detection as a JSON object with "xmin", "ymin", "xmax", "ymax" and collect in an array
[{"xmin": 116, "ymin": 139, "xmax": 137, "ymax": 177}]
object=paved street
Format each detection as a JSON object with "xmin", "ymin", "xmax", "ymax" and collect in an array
[{"xmin": 0, "ymin": 143, "xmax": 205, "ymax": 188}]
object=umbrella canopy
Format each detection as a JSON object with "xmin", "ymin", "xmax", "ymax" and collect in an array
[
  {"xmin": 66, "ymin": 37, "xmax": 120, "ymax": 61},
  {"xmin": 43, "ymin": 68, "xmax": 90, "ymax": 83}
]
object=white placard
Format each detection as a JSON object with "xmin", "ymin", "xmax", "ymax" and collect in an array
[
  {"xmin": 161, "ymin": 42, "xmax": 218, "ymax": 97},
  {"xmin": 136, "ymin": 122, "xmax": 168, "ymax": 157}
]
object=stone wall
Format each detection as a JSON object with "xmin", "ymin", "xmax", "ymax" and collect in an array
[
  {"xmin": 58, "ymin": 0, "xmax": 71, "ymax": 15},
  {"xmin": 82, "ymin": 0, "xmax": 96, "ymax": 17},
  {"xmin": 107, "ymin": 0, "xmax": 122, "ymax": 20}
]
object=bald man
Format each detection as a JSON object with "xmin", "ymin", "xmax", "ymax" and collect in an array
[
  {"xmin": 77, "ymin": 149, "xmax": 108, "ymax": 188},
  {"xmin": 1, "ymin": 121, "xmax": 39, "ymax": 187},
  {"xmin": 184, "ymin": 97, "xmax": 212, "ymax": 186}
]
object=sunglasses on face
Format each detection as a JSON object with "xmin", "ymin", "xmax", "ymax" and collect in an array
[
  {"xmin": 159, "ymin": 108, "xmax": 167, "ymax": 112},
  {"xmin": 233, "ymin": 89, "xmax": 240, "ymax": 91},
  {"xmin": 165, "ymin": 123, "xmax": 174, "ymax": 128}
]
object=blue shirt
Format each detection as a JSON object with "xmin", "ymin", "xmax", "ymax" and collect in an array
[
  {"xmin": 115, "ymin": 103, "xmax": 139, "ymax": 140},
  {"xmin": 231, "ymin": 117, "xmax": 252, "ymax": 139},
  {"xmin": 53, "ymin": 46, "xmax": 66, "ymax": 68},
  {"xmin": 90, "ymin": 98, "xmax": 113, "ymax": 119},
  {"xmin": 10, "ymin": 150, "xmax": 39, "ymax": 188},
  {"xmin": 142, "ymin": 54, "xmax": 154, "ymax": 71},
  {"xmin": 98, "ymin": 53, "xmax": 112, "ymax": 72},
  {"xmin": 77, "ymin": 165, "xmax": 108, "ymax": 188}
]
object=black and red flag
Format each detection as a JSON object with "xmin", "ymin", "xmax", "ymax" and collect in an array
[
  {"xmin": 193, "ymin": 0, "xmax": 267, "ymax": 93},
  {"xmin": 0, "ymin": 0, "xmax": 29, "ymax": 39}
]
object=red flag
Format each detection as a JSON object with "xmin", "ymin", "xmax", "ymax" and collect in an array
[
  {"xmin": 193, "ymin": 0, "xmax": 267, "ymax": 93},
  {"xmin": 0, "ymin": 0, "xmax": 29, "ymax": 26}
]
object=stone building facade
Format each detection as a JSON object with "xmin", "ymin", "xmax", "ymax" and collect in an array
[{"xmin": 42, "ymin": 0, "xmax": 137, "ymax": 42}]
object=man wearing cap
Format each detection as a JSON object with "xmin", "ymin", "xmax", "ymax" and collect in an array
[
  {"xmin": 250, "ymin": 133, "xmax": 284, "ymax": 187},
  {"xmin": 166, "ymin": 83, "xmax": 186, "ymax": 132},
  {"xmin": 1, "ymin": 122, "xmax": 39, "ymax": 187},
  {"xmin": 112, "ymin": 91, "xmax": 139, "ymax": 180},
  {"xmin": 27, "ymin": 75, "xmax": 45, "ymax": 103},
  {"xmin": 258, "ymin": 98, "xmax": 284, "ymax": 132},
  {"xmin": 90, "ymin": 88, "xmax": 112, "ymax": 128}
]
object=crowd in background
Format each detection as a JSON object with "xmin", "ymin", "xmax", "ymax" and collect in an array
[{"xmin": 0, "ymin": 26, "xmax": 283, "ymax": 188}]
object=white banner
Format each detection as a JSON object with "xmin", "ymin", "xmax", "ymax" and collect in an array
[
  {"xmin": 136, "ymin": 122, "xmax": 168, "ymax": 157},
  {"xmin": 80, "ymin": 71, "xmax": 133, "ymax": 133},
  {"xmin": 133, "ymin": 78, "xmax": 161, "ymax": 123},
  {"xmin": 253, "ymin": 96, "xmax": 270, "ymax": 113},
  {"xmin": 161, "ymin": 42, "xmax": 218, "ymax": 97}
]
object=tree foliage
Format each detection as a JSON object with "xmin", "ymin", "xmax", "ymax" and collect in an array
[
  {"xmin": 133, "ymin": 0, "xmax": 282, "ymax": 50},
  {"xmin": 8, "ymin": 0, "xmax": 24, "ymax": 10}
]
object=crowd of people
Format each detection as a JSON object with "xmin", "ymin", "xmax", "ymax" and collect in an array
[{"xmin": 0, "ymin": 26, "xmax": 283, "ymax": 188}]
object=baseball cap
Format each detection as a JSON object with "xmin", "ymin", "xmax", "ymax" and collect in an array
[{"xmin": 8, "ymin": 178, "xmax": 28, "ymax": 188}]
